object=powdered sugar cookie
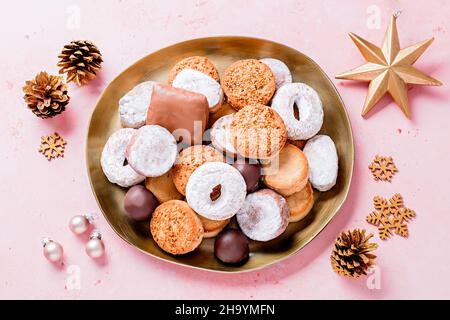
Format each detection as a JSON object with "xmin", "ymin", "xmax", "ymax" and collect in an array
[
  {"xmin": 230, "ymin": 104, "xmax": 287, "ymax": 159},
  {"xmin": 221, "ymin": 59, "xmax": 276, "ymax": 111},
  {"xmin": 186, "ymin": 162, "xmax": 247, "ymax": 221},
  {"xmin": 236, "ymin": 189, "xmax": 290, "ymax": 242},
  {"xmin": 126, "ymin": 125, "xmax": 177, "ymax": 177},
  {"xmin": 100, "ymin": 128, "xmax": 145, "ymax": 187},
  {"xmin": 168, "ymin": 56, "xmax": 220, "ymax": 84},
  {"xmin": 172, "ymin": 69, "xmax": 224, "ymax": 113},
  {"xmin": 260, "ymin": 58, "xmax": 293, "ymax": 90},
  {"xmin": 272, "ymin": 83, "xmax": 324, "ymax": 140},
  {"xmin": 210, "ymin": 115, "xmax": 237, "ymax": 157},
  {"xmin": 119, "ymin": 81, "xmax": 155, "ymax": 128},
  {"xmin": 150, "ymin": 200, "xmax": 204, "ymax": 255},
  {"xmin": 303, "ymin": 135, "xmax": 338, "ymax": 192}
]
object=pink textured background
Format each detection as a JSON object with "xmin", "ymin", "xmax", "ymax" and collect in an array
[{"xmin": 1, "ymin": 0, "xmax": 450, "ymax": 300}]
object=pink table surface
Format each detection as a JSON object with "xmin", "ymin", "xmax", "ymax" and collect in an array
[{"xmin": 1, "ymin": 0, "xmax": 450, "ymax": 300}]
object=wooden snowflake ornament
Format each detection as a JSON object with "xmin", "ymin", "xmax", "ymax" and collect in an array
[
  {"xmin": 366, "ymin": 193, "xmax": 416, "ymax": 240},
  {"xmin": 39, "ymin": 132, "xmax": 67, "ymax": 161},
  {"xmin": 369, "ymin": 155, "xmax": 398, "ymax": 182}
]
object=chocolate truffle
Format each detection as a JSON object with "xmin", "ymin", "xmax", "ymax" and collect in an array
[
  {"xmin": 214, "ymin": 229, "xmax": 249, "ymax": 265},
  {"xmin": 232, "ymin": 161, "xmax": 261, "ymax": 193},
  {"xmin": 146, "ymin": 84, "xmax": 209, "ymax": 145},
  {"xmin": 123, "ymin": 185, "xmax": 158, "ymax": 221}
]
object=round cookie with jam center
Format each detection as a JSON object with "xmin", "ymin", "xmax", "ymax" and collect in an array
[
  {"xmin": 230, "ymin": 104, "xmax": 287, "ymax": 159},
  {"xmin": 221, "ymin": 59, "xmax": 276, "ymax": 111},
  {"xmin": 172, "ymin": 145, "xmax": 225, "ymax": 196},
  {"xmin": 150, "ymin": 200, "xmax": 204, "ymax": 255},
  {"xmin": 168, "ymin": 56, "xmax": 220, "ymax": 85}
]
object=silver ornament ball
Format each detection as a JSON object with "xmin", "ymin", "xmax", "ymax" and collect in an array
[
  {"xmin": 69, "ymin": 215, "xmax": 91, "ymax": 235},
  {"xmin": 85, "ymin": 231, "xmax": 105, "ymax": 259},
  {"xmin": 42, "ymin": 238, "xmax": 64, "ymax": 263}
]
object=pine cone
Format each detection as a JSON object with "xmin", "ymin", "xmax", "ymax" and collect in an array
[
  {"xmin": 57, "ymin": 40, "xmax": 103, "ymax": 86},
  {"xmin": 23, "ymin": 72, "xmax": 70, "ymax": 119},
  {"xmin": 331, "ymin": 229, "xmax": 378, "ymax": 278}
]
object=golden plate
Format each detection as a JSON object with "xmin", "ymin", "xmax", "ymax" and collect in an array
[{"xmin": 87, "ymin": 36, "xmax": 354, "ymax": 273}]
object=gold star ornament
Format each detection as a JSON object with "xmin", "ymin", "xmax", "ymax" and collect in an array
[{"xmin": 336, "ymin": 15, "xmax": 442, "ymax": 119}]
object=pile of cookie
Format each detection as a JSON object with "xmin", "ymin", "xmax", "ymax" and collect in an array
[{"xmin": 100, "ymin": 56, "xmax": 338, "ymax": 265}]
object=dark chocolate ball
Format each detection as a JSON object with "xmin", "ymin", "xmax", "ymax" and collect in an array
[
  {"xmin": 215, "ymin": 229, "xmax": 249, "ymax": 265},
  {"xmin": 232, "ymin": 161, "xmax": 261, "ymax": 193},
  {"xmin": 123, "ymin": 185, "xmax": 158, "ymax": 221}
]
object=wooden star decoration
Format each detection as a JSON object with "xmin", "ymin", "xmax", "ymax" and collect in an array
[{"xmin": 336, "ymin": 14, "xmax": 442, "ymax": 119}]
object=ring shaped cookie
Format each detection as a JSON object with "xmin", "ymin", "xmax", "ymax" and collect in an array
[
  {"xmin": 172, "ymin": 145, "xmax": 225, "ymax": 196},
  {"xmin": 119, "ymin": 81, "xmax": 155, "ymax": 128},
  {"xmin": 150, "ymin": 200, "xmax": 204, "ymax": 255},
  {"xmin": 172, "ymin": 69, "xmax": 224, "ymax": 113},
  {"xmin": 186, "ymin": 162, "xmax": 247, "ymax": 221},
  {"xmin": 271, "ymin": 83, "xmax": 324, "ymax": 140},
  {"xmin": 126, "ymin": 125, "xmax": 178, "ymax": 177},
  {"xmin": 221, "ymin": 59, "xmax": 276, "ymax": 111},
  {"xmin": 236, "ymin": 189, "xmax": 290, "ymax": 242},
  {"xmin": 100, "ymin": 128, "xmax": 145, "ymax": 188},
  {"xmin": 260, "ymin": 58, "xmax": 293, "ymax": 90}
]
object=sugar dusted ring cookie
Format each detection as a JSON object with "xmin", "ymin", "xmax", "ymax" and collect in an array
[
  {"xmin": 236, "ymin": 189, "xmax": 290, "ymax": 242},
  {"xmin": 186, "ymin": 162, "xmax": 247, "ymax": 221},
  {"xmin": 230, "ymin": 104, "xmax": 287, "ymax": 159},
  {"xmin": 210, "ymin": 115, "xmax": 237, "ymax": 157},
  {"xmin": 172, "ymin": 145, "xmax": 224, "ymax": 196},
  {"xmin": 100, "ymin": 128, "xmax": 145, "ymax": 188},
  {"xmin": 286, "ymin": 182, "xmax": 314, "ymax": 222},
  {"xmin": 303, "ymin": 135, "xmax": 338, "ymax": 192},
  {"xmin": 272, "ymin": 83, "xmax": 324, "ymax": 140},
  {"xmin": 119, "ymin": 81, "xmax": 155, "ymax": 128},
  {"xmin": 172, "ymin": 69, "xmax": 224, "ymax": 113},
  {"xmin": 150, "ymin": 200, "xmax": 204, "ymax": 255},
  {"xmin": 262, "ymin": 143, "xmax": 309, "ymax": 197},
  {"xmin": 221, "ymin": 59, "xmax": 276, "ymax": 111},
  {"xmin": 168, "ymin": 56, "xmax": 220, "ymax": 85},
  {"xmin": 126, "ymin": 125, "xmax": 177, "ymax": 177},
  {"xmin": 260, "ymin": 58, "xmax": 293, "ymax": 90}
]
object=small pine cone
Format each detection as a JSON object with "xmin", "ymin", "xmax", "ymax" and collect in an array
[
  {"xmin": 58, "ymin": 40, "xmax": 103, "ymax": 86},
  {"xmin": 331, "ymin": 229, "xmax": 378, "ymax": 278},
  {"xmin": 23, "ymin": 72, "xmax": 70, "ymax": 119}
]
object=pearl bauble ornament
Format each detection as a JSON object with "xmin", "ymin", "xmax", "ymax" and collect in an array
[
  {"xmin": 85, "ymin": 230, "xmax": 105, "ymax": 259},
  {"xmin": 41, "ymin": 237, "xmax": 64, "ymax": 263},
  {"xmin": 69, "ymin": 214, "xmax": 94, "ymax": 235}
]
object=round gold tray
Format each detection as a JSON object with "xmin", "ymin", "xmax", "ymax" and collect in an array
[{"xmin": 86, "ymin": 36, "xmax": 354, "ymax": 273}]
